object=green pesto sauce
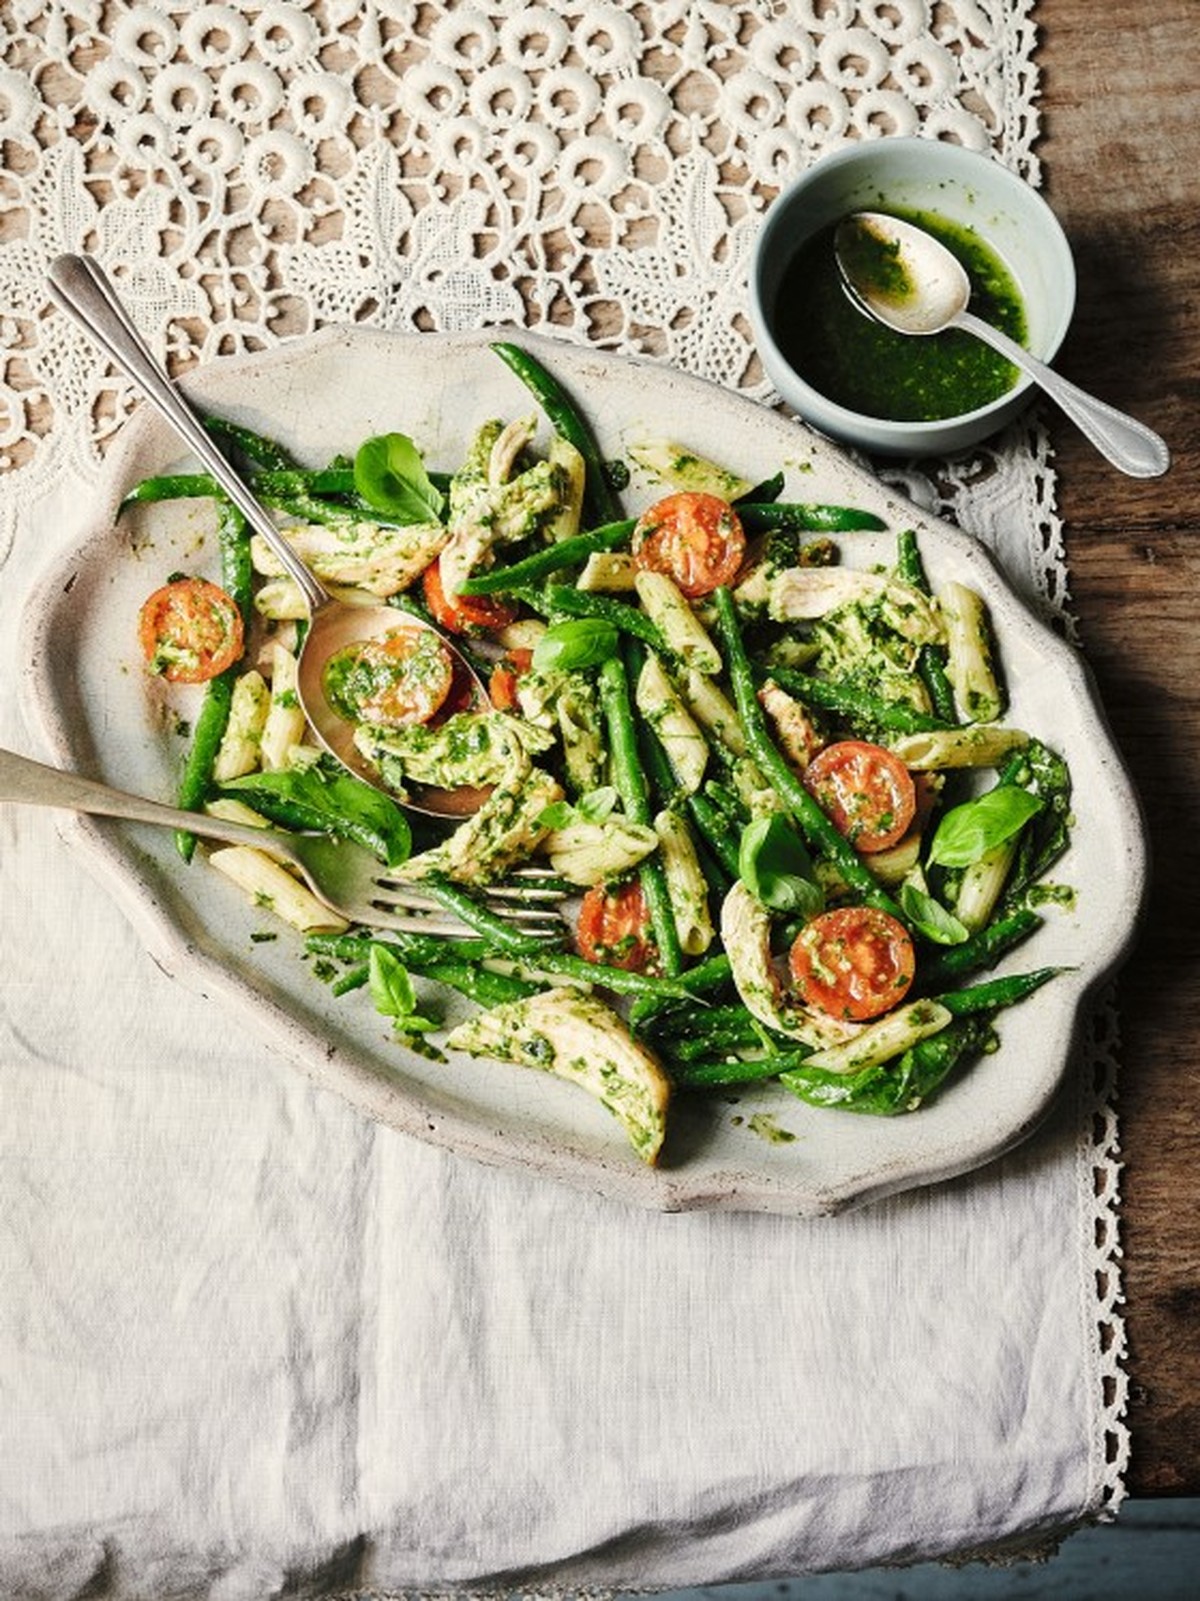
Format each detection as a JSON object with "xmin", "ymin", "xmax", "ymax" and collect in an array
[
  {"xmin": 323, "ymin": 648, "xmax": 376, "ymax": 722},
  {"xmin": 322, "ymin": 628, "xmax": 445, "ymax": 723},
  {"xmin": 747, "ymin": 1112, "xmax": 797, "ymax": 1145},
  {"xmin": 773, "ymin": 207, "xmax": 1028, "ymax": 423},
  {"xmin": 1028, "ymin": 881, "xmax": 1077, "ymax": 911}
]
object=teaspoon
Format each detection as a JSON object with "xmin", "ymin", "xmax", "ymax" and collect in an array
[
  {"xmin": 47, "ymin": 254, "xmax": 488, "ymax": 818},
  {"xmin": 833, "ymin": 212, "xmax": 1170, "ymax": 479}
]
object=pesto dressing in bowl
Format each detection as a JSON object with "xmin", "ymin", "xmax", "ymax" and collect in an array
[{"xmin": 772, "ymin": 207, "xmax": 1026, "ymax": 424}]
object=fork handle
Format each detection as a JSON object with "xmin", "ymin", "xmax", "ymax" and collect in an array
[{"xmin": 0, "ymin": 747, "xmax": 285, "ymax": 854}]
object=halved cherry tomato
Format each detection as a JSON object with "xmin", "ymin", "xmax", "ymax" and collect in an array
[
  {"xmin": 789, "ymin": 906, "xmax": 915, "ymax": 1022},
  {"xmin": 631, "ymin": 491, "xmax": 746, "ymax": 598},
  {"xmin": 575, "ymin": 879, "xmax": 657, "ymax": 973},
  {"xmin": 436, "ymin": 650, "xmax": 483, "ymax": 723},
  {"xmin": 488, "ymin": 648, "xmax": 534, "ymax": 712},
  {"xmin": 422, "ymin": 556, "xmax": 519, "ymax": 635},
  {"xmin": 138, "ymin": 576, "xmax": 244, "ymax": 684},
  {"xmin": 803, "ymin": 739, "xmax": 916, "ymax": 854},
  {"xmin": 325, "ymin": 624, "xmax": 455, "ymax": 728}
]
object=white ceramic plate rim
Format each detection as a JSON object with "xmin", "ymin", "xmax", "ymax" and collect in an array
[{"xmin": 18, "ymin": 327, "xmax": 1147, "ymax": 1215}]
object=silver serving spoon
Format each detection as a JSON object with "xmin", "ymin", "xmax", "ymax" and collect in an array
[
  {"xmin": 833, "ymin": 212, "xmax": 1170, "ymax": 479},
  {"xmin": 47, "ymin": 254, "xmax": 488, "ymax": 818}
]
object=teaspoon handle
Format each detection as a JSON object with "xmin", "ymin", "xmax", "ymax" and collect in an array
[
  {"xmin": 46, "ymin": 255, "xmax": 330, "ymax": 610},
  {"xmin": 956, "ymin": 310, "xmax": 1170, "ymax": 479}
]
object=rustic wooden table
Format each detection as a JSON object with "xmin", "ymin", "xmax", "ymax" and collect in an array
[{"xmin": 1038, "ymin": 0, "xmax": 1200, "ymax": 1496}]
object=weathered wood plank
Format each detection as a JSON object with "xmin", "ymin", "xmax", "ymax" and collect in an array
[{"xmin": 1038, "ymin": 0, "xmax": 1200, "ymax": 1495}]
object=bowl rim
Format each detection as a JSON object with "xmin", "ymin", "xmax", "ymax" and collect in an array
[{"xmin": 748, "ymin": 137, "xmax": 1077, "ymax": 448}]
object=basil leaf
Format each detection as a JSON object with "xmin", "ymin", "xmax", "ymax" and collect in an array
[
  {"xmin": 537, "ymin": 800, "xmax": 576, "ymax": 830},
  {"xmin": 369, "ymin": 944, "xmax": 417, "ymax": 1019},
  {"xmin": 221, "ymin": 763, "xmax": 412, "ymax": 867},
  {"xmin": 532, "ymin": 619, "xmax": 618, "ymax": 673},
  {"xmin": 368, "ymin": 945, "xmax": 439, "ymax": 1035},
  {"xmin": 738, "ymin": 814, "xmax": 824, "ymax": 917},
  {"xmin": 537, "ymin": 786, "xmax": 620, "ymax": 832},
  {"xmin": 353, "ymin": 433, "xmax": 444, "ymax": 523},
  {"xmin": 576, "ymin": 785, "xmax": 619, "ymax": 824},
  {"xmin": 899, "ymin": 882, "xmax": 969, "ymax": 946},
  {"xmin": 928, "ymin": 784, "xmax": 1044, "ymax": 869}
]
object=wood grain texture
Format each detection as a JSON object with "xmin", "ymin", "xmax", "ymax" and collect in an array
[{"xmin": 1037, "ymin": 0, "xmax": 1200, "ymax": 1495}]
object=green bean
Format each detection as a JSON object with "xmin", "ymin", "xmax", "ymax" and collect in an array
[
  {"xmin": 538, "ymin": 585, "xmax": 668, "ymax": 653},
  {"xmin": 691, "ymin": 827, "xmax": 735, "ymax": 902},
  {"xmin": 937, "ymin": 967, "xmax": 1063, "ymax": 1016},
  {"xmin": 455, "ymin": 520, "xmax": 636, "ymax": 595},
  {"xmin": 671, "ymin": 1051, "xmax": 812, "ymax": 1088},
  {"xmin": 635, "ymin": 692, "xmax": 735, "ymax": 902},
  {"xmin": 490, "ymin": 341, "xmax": 624, "ymax": 525},
  {"xmin": 768, "ymin": 665, "xmax": 953, "ymax": 736},
  {"xmin": 918, "ymin": 646, "xmax": 958, "ymax": 726},
  {"xmin": 275, "ymin": 467, "xmax": 357, "ymax": 497},
  {"xmin": 217, "ymin": 497, "xmax": 255, "ymax": 618},
  {"xmin": 331, "ymin": 963, "xmax": 370, "ymax": 997},
  {"xmin": 174, "ymin": 674, "xmax": 235, "ymax": 863},
  {"xmin": 646, "ymin": 1001, "xmax": 757, "ymax": 1042},
  {"xmin": 420, "ymin": 874, "xmax": 565, "ymax": 957},
  {"xmin": 121, "ymin": 473, "xmax": 219, "ymax": 507},
  {"xmin": 122, "ymin": 466, "xmax": 360, "ymax": 508},
  {"xmin": 895, "ymin": 527, "xmax": 926, "ymax": 589},
  {"xmin": 918, "ymin": 907, "xmax": 1043, "ymax": 990},
  {"xmin": 737, "ymin": 502, "xmax": 887, "ymax": 533},
  {"xmin": 628, "ymin": 954, "xmax": 733, "ymax": 1030},
  {"xmin": 713, "ymin": 586, "xmax": 903, "ymax": 920},
  {"xmin": 735, "ymin": 472, "xmax": 784, "ymax": 505},
  {"xmin": 524, "ymin": 950, "xmax": 696, "ymax": 1000},
  {"xmin": 309, "ymin": 935, "xmax": 541, "ymax": 1006},
  {"xmin": 263, "ymin": 492, "xmax": 357, "ymax": 529},
  {"xmin": 701, "ymin": 779, "xmax": 747, "ymax": 822},
  {"xmin": 779, "ymin": 1015, "xmax": 993, "ymax": 1116},
  {"xmin": 203, "ymin": 413, "xmax": 298, "ymax": 469},
  {"xmin": 685, "ymin": 791, "xmax": 742, "ymax": 879},
  {"xmin": 598, "ymin": 656, "xmax": 652, "ymax": 826},
  {"xmin": 417, "ymin": 960, "xmax": 543, "ymax": 1007},
  {"xmin": 896, "ymin": 528, "xmax": 958, "ymax": 723},
  {"xmin": 997, "ymin": 740, "xmax": 1073, "ymax": 903},
  {"xmin": 598, "ymin": 652, "xmax": 684, "ymax": 976},
  {"xmin": 661, "ymin": 1008, "xmax": 772, "ymax": 1061},
  {"xmin": 634, "ymin": 713, "xmax": 677, "ymax": 806},
  {"xmin": 174, "ymin": 502, "xmax": 254, "ymax": 862},
  {"xmin": 307, "ymin": 931, "xmax": 494, "ymax": 967}
]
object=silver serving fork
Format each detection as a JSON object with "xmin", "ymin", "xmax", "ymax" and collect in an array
[{"xmin": 0, "ymin": 747, "xmax": 566, "ymax": 939}]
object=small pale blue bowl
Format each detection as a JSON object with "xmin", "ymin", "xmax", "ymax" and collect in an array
[{"xmin": 748, "ymin": 138, "xmax": 1076, "ymax": 457}]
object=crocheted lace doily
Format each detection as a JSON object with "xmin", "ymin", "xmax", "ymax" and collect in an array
[{"xmin": 0, "ymin": 0, "xmax": 1126, "ymax": 1519}]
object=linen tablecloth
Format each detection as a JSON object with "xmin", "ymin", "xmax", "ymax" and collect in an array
[{"xmin": 0, "ymin": 4, "xmax": 1128, "ymax": 1596}]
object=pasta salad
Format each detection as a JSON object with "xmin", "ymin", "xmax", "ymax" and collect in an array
[{"xmin": 129, "ymin": 343, "xmax": 1073, "ymax": 1166}]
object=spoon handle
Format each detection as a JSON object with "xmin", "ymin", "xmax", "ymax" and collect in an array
[
  {"xmin": 956, "ymin": 310, "xmax": 1170, "ymax": 479},
  {"xmin": 46, "ymin": 255, "xmax": 330, "ymax": 611}
]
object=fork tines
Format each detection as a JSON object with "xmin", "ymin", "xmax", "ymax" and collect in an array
[{"xmin": 369, "ymin": 874, "xmax": 566, "ymax": 940}]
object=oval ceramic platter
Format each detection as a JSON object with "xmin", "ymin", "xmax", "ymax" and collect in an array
[{"xmin": 19, "ymin": 328, "xmax": 1147, "ymax": 1216}]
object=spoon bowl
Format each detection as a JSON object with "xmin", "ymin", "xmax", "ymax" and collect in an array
[
  {"xmin": 295, "ymin": 601, "xmax": 491, "ymax": 819},
  {"xmin": 47, "ymin": 254, "xmax": 489, "ymax": 819},
  {"xmin": 834, "ymin": 211, "xmax": 971, "ymax": 337},
  {"xmin": 834, "ymin": 211, "xmax": 1169, "ymax": 479}
]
